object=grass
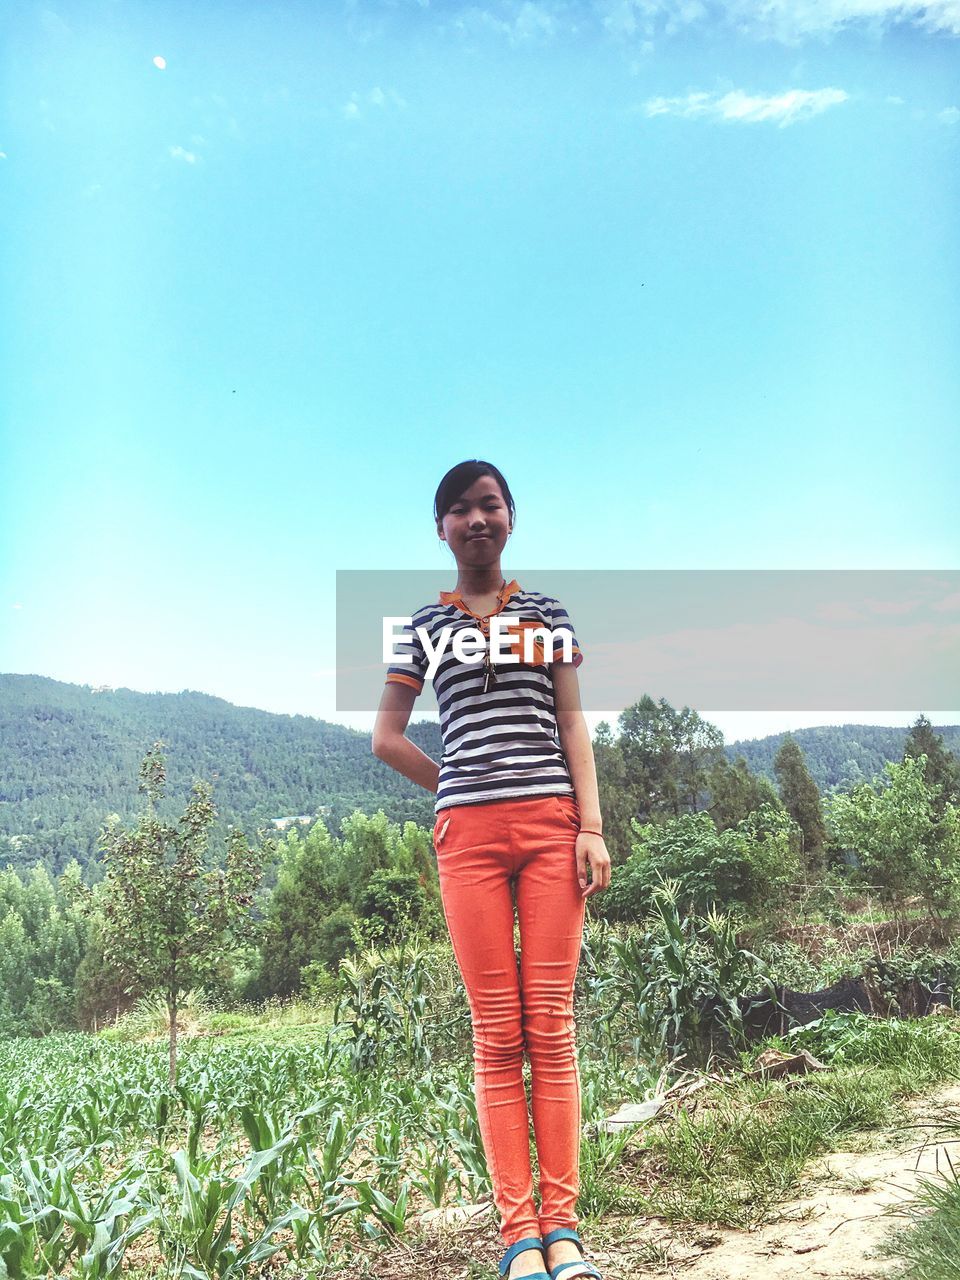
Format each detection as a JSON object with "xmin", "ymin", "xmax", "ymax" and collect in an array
[
  {"xmin": 875, "ymin": 1098, "xmax": 960, "ymax": 1279},
  {"xmin": 635, "ymin": 1069, "xmax": 897, "ymax": 1226},
  {"xmin": 21, "ymin": 901, "xmax": 960, "ymax": 1278},
  {"xmin": 881, "ymin": 1172, "xmax": 960, "ymax": 1279},
  {"xmin": 322, "ymin": 1015, "xmax": 960, "ymax": 1279},
  {"xmin": 572, "ymin": 1014, "xmax": 960, "ymax": 1235},
  {"xmin": 61, "ymin": 1005, "xmax": 960, "ymax": 1279},
  {"xmin": 99, "ymin": 990, "xmax": 333, "ymax": 1044}
]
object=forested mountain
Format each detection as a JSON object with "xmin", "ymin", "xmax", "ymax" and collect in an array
[
  {"xmin": 2, "ymin": 673, "xmax": 957, "ymax": 879},
  {"xmin": 726, "ymin": 723, "xmax": 960, "ymax": 793},
  {"xmin": 0, "ymin": 674, "xmax": 441, "ymax": 879}
]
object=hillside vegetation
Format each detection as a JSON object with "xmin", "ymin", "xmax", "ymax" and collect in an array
[
  {"xmin": 0, "ymin": 673, "xmax": 441, "ymax": 875},
  {"xmin": 2, "ymin": 683, "xmax": 960, "ymax": 1275},
  {"xmin": 3, "ymin": 672, "xmax": 957, "ymax": 880}
]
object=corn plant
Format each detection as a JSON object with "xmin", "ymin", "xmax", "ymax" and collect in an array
[
  {"xmin": 0, "ymin": 1174, "xmax": 46, "ymax": 1278},
  {"xmin": 300, "ymin": 1109, "xmax": 368, "ymax": 1233},
  {"xmin": 372, "ymin": 1114, "xmax": 406, "ymax": 1199},
  {"xmin": 355, "ymin": 1176, "xmax": 412, "ymax": 1239},
  {"xmin": 332, "ymin": 941, "xmax": 432, "ymax": 1072},
  {"xmin": 603, "ymin": 879, "xmax": 776, "ymax": 1070},
  {"xmin": 409, "ymin": 1140, "xmax": 460, "ymax": 1208},
  {"xmin": 54, "ymin": 1174, "xmax": 157, "ymax": 1280},
  {"xmin": 165, "ymin": 1139, "xmax": 307, "ymax": 1279},
  {"xmin": 13, "ymin": 1155, "xmax": 154, "ymax": 1278},
  {"xmin": 15, "ymin": 1154, "xmax": 78, "ymax": 1272},
  {"xmin": 435, "ymin": 1076, "xmax": 490, "ymax": 1195}
]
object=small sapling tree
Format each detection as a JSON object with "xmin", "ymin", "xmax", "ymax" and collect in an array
[{"xmin": 97, "ymin": 741, "xmax": 275, "ymax": 1085}]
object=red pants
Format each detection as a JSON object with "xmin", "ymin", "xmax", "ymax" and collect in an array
[{"xmin": 433, "ymin": 793, "xmax": 586, "ymax": 1245}]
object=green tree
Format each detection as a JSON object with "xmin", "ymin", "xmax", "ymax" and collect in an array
[
  {"xmin": 825, "ymin": 755, "xmax": 960, "ymax": 924},
  {"xmin": 93, "ymin": 742, "xmax": 274, "ymax": 1085},
  {"xmin": 255, "ymin": 811, "xmax": 442, "ymax": 996},
  {"xmin": 73, "ymin": 898, "xmax": 137, "ymax": 1031},
  {"xmin": 603, "ymin": 803, "xmax": 800, "ymax": 923},
  {"xmin": 23, "ymin": 977, "xmax": 75, "ymax": 1036},
  {"xmin": 773, "ymin": 735, "xmax": 828, "ymax": 876},
  {"xmin": 616, "ymin": 696, "xmax": 725, "ymax": 820},
  {"xmin": 904, "ymin": 714, "xmax": 960, "ymax": 814},
  {"xmin": 708, "ymin": 755, "xmax": 781, "ymax": 831},
  {"xmin": 356, "ymin": 869, "xmax": 438, "ymax": 942},
  {"xmin": 592, "ymin": 721, "xmax": 641, "ymax": 867},
  {"xmin": 391, "ymin": 821, "xmax": 442, "ymax": 915},
  {"xmin": 0, "ymin": 911, "xmax": 33, "ymax": 1035},
  {"xmin": 313, "ymin": 903, "xmax": 360, "ymax": 972},
  {"xmin": 256, "ymin": 821, "xmax": 342, "ymax": 996},
  {"xmin": 336, "ymin": 810, "xmax": 396, "ymax": 907}
]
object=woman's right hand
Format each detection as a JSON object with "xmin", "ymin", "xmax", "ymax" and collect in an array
[
  {"xmin": 576, "ymin": 832, "xmax": 611, "ymax": 897},
  {"xmin": 372, "ymin": 682, "xmax": 440, "ymax": 792}
]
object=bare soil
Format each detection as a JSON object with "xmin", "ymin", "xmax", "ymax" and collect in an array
[{"xmin": 368, "ymin": 1081, "xmax": 960, "ymax": 1280}]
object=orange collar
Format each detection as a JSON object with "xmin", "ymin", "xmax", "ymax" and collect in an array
[{"xmin": 438, "ymin": 577, "xmax": 521, "ymax": 618}]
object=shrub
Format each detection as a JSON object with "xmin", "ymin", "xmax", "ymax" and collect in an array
[
  {"xmin": 825, "ymin": 756, "xmax": 960, "ymax": 924},
  {"xmin": 603, "ymin": 804, "xmax": 800, "ymax": 922},
  {"xmin": 595, "ymin": 879, "xmax": 777, "ymax": 1070},
  {"xmin": 355, "ymin": 869, "xmax": 439, "ymax": 942}
]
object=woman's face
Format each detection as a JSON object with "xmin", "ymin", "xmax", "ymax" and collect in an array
[{"xmin": 437, "ymin": 474, "xmax": 512, "ymax": 566}]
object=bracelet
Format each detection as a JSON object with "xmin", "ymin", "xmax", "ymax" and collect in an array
[{"xmin": 578, "ymin": 828, "xmax": 604, "ymax": 838}]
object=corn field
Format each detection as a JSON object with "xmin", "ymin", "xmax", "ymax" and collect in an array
[{"xmin": 0, "ymin": 909, "xmax": 767, "ymax": 1278}]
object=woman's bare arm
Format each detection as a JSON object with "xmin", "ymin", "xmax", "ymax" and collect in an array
[
  {"xmin": 553, "ymin": 660, "xmax": 611, "ymax": 895},
  {"xmin": 371, "ymin": 682, "xmax": 440, "ymax": 794},
  {"xmin": 552, "ymin": 661, "xmax": 602, "ymax": 831}
]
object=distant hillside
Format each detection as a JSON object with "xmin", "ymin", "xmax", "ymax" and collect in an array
[
  {"xmin": 3, "ymin": 674, "xmax": 956, "ymax": 879},
  {"xmin": 0, "ymin": 674, "xmax": 442, "ymax": 878},
  {"xmin": 726, "ymin": 722, "xmax": 960, "ymax": 793}
]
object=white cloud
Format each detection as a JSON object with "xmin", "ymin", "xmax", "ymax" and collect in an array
[
  {"xmin": 168, "ymin": 145, "xmax": 198, "ymax": 163},
  {"xmin": 342, "ymin": 87, "xmax": 406, "ymax": 119},
  {"xmin": 938, "ymin": 105, "xmax": 960, "ymax": 123},
  {"xmin": 600, "ymin": 0, "xmax": 671, "ymax": 38},
  {"xmin": 456, "ymin": 1, "xmax": 559, "ymax": 43},
  {"xmin": 41, "ymin": 9, "xmax": 71, "ymax": 36},
  {"xmin": 643, "ymin": 86, "xmax": 849, "ymax": 125},
  {"xmin": 0, "ymin": 151, "xmax": 7, "ymax": 160},
  {"xmin": 593, "ymin": 0, "xmax": 960, "ymax": 41},
  {"xmin": 726, "ymin": 0, "xmax": 960, "ymax": 40},
  {"xmin": 434, "ymin": 0, "xmax": 960, "ymax": 45},
  {"xmin": 368, "ymin": 86, "xmax": 407, "ymax": 107},
  {"xmin": 886, "ymin": 94, "xmax": 905, "ymax": 104}
]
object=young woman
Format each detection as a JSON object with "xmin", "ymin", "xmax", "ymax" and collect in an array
[{"xmin": 372, "ymin": 460, "xmax": 611, "ymax": 1280}]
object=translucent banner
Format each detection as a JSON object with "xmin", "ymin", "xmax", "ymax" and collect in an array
[{"xmin": 335, "ymin": 570, "xmax": 960, "ymax": 713}]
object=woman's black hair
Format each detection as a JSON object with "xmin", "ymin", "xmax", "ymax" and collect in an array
[{"xmin": 434, "ymin": 460, "xmax": 516, "ymax": 528}]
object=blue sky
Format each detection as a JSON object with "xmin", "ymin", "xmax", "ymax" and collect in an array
[{"xmin": 2, "ymin": 0, "xmax": 958, "ymax": 742}]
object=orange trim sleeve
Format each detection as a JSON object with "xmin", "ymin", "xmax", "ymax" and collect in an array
[
  {"xmin": 552, "ymin": 644, "xmax": 583, "ymax": 667},
  {"xmin": 385, "ymin": 672, "xmax": 424, "ymax": 692}
]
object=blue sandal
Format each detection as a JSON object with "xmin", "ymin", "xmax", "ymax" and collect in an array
[
  {"xmin": 541, "ymin": 1228, "xmax": 603, "ymax": 1280},
  {"xmin": 499, "ymin": 1236, "xmax": 550, "ymax": 1279}
]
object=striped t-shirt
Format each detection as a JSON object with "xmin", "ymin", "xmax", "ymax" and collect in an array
[{"xmin": 385, "ymin": 579, "xmax": 583, "ymax": 813}]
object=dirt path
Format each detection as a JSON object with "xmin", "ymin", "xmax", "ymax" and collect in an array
[
  {"xmin": 365, "ymin": 1081, "xmax": 960, "ymax": 1279},
  {"xmin": 586, "ymin": 1082, "xmax": 960, "ymax": 1280}
]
